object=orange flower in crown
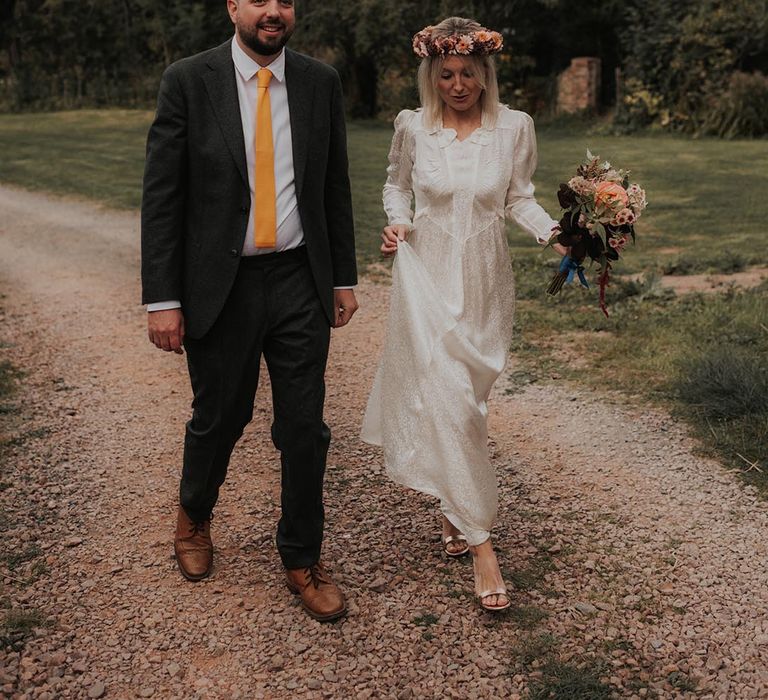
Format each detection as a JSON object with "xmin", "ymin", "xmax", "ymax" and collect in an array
[{"xmin": 412, "ymin": 25, "xmax": 504, "ymax": 58}]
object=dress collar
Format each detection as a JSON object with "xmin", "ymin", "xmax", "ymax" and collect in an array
[
  {"xmin": 231, "ymin": 36, "xmax": 286, "ymax": 83},
  {"xmin": 434, "ymin": 126, "xmax": 492, "ymax": 148},
  {"xmin": 430, "ymin": 112, "xmax": 493, "ymax": 147}
]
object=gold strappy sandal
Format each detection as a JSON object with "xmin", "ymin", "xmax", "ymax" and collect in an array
[
  {"xmin": 476, "ymin": 587, "xmax": 511, "ymax": 612},
  {"xmin": 442, "ymin": 534, "xmax": 469, "ymax": 558},
  {"xmin": 472, "ymin": 551, "xmax": 511, "ymax": 612}
]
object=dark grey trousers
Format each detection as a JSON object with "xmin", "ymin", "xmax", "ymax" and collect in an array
[{"xmin": 180, "ymin": 246, "xmax": 331, "ymax": 569}]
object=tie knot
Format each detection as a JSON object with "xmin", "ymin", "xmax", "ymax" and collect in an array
[{"xmin": 257, "ymin": 68, "xmax": 273, "ymax": 89}]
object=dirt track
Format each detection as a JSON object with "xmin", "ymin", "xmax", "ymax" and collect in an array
[{"xmin": 1, "ymin": 184, "xmax": 767, "ymax": 699}]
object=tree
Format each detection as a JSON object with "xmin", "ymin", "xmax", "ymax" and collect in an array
[{"xmin": 617, "ymin": 0, "xmax": 768, "ymax": 134}]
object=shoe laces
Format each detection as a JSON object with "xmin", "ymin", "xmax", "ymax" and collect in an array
[
  {"xmin": 303, "ymin": 564, "xmax": 331, "ymax": 589},
  {"xmin": 188, "ymin": 514, "xmax": 212, "ymax": 536}
]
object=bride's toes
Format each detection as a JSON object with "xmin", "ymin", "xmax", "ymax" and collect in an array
[
  {"xmin": 441, "ymin": 517, "xmax": 469, "ymax": 558},
  {"xmin": 442, "ymin": 534, "xmax": 469, "ymax": 557},
  {"xmin": 447, "ymin": 541, "xmax": 461, "ymax": 554},
  {"xmin": 481, "ymin": 592, "xmax": 510, "ymax": 610}
]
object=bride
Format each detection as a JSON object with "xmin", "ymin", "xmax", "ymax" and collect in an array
[{"xmin": 361, "ymin": 17, "xmax": 566, "ymax": 611}]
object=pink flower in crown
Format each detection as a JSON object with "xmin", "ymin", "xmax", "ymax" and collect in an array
[
  {"xmin": 434, "ymin": 36, "xmax": 454, "ymax": 54},
  {"xmin": 475, "ymin": 30, "xmax": 493, "ymax": 43},
  {"xmin": 492, "ymin": 33, "xmax": 503, "ymax": 50},
  {"xmin": 413, "ymin": 32, "xmax": 428, "ymax": 57},
  {"xmin": 413, "ymin": 28, "xmax": 435, "ymax": 57},
  {"xmin": 455, "ymin": 35, "xmax": 475, "ymax": 54}
]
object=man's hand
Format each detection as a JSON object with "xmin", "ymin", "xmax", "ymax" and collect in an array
[
  {"xmin": 333, "ymin": 289, "xmax": 359, "ymax": 328},
  {"xmin": 148, "ymin": 308, "xmax": 185, "ymax": 354},
  {"xmin": 381, "ymin": 225, "xmax": 410, "ymax": 256}
]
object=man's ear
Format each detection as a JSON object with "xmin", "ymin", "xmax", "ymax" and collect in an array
[{"xmin": 226, "ymin": 0, "xmax": 239, "ymax": 25}]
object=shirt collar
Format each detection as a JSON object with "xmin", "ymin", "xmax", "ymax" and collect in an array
[{"xmin": 231, "ymin": 36, "xmax": 286, "ymax": 83}]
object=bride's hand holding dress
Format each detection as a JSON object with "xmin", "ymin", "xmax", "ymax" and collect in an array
[{"xmin": 380, "ymin": 224, "xmax": 411, "ymax": 256}]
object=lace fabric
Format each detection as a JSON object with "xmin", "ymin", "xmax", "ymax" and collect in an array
[{"xmin": 361, "ymin": 106, "xmax": 556, "ymax": 545}]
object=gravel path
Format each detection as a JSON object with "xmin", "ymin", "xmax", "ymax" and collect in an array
[{"xmin": 1, "ymin": 184, "xmax": 767, "ymax": 699}]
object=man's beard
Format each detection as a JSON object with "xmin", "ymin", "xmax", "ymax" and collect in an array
[{"xmin": 238, "ymin": 21, "xmax": 294, "ymax": 56}]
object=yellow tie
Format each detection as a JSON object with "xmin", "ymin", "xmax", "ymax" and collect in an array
[{"xmin": 254, "ymin": 68, "xmax": 276, "ymax": 248}]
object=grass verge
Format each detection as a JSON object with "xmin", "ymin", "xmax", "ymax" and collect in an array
[
  {"xmin": 513, "ymin": 277, "xmax": 768, "ymax": 492},
  {"xmin": 528, "ymin": 661, "xmax": 615, "ymax": 700},
  {"xmin": 1, "ymin": 609, "xmax": 49, "ymax": 651}
]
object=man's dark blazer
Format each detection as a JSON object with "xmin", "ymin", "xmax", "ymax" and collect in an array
[{"xmin": 141, "ymin": 39, "xmax": 357, "ymax": 339}]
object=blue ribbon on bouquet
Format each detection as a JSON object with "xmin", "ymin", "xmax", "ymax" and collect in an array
[{"xmin": 559, "ymin": 255, "xmax": 589, "ymax": 288}]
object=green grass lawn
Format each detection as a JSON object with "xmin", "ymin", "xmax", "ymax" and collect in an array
[
  {"xmin": 1, "ymin": 110, "xmax": 767, "ymax": 488},
  {"xmin": 2, "ymin": 110, "xmax": 766, "ymax": 269}
]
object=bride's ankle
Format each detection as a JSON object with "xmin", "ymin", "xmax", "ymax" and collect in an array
[
  {"xmin": 441, "ymin": 515, "xmax": 461, "ymax": 535},
  {"xmin": 470, "ymin": 538, "xmax": 494, "ymax": 557}
]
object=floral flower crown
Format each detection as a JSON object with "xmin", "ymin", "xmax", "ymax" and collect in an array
[{"xmin": 412, "ymin": 25, "xmax": 504, "ymax": 59}]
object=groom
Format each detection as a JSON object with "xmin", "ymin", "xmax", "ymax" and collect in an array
[{"xmin": 141, "ymin": 0, "xmax": 358, "ymax": 622}]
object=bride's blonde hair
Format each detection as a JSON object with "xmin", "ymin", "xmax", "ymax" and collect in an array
[{"xmin": 417, "ymin": 17, "xmax": 501, "ymax": 130}]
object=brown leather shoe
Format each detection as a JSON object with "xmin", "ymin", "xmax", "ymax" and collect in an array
[
  {"xmin": 285, "ymin": 563, "xmax": 347, "ymax": 622},
  {"xmin": 174, "ymin": 506, "xmax": 213, "ymax": 581}
]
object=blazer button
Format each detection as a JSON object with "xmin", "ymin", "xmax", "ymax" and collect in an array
[
  {"xmin": 229, "ymin": 248, "xmax": 239, "ymax": 257},
  {"xmin": 239, "ymin": 206, "xmax": 248, "ymax": 214}
]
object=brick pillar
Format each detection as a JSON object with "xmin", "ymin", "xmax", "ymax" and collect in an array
[{"xmin": 557, "ymin": 57, "xmax": 601, "ymax": 114}]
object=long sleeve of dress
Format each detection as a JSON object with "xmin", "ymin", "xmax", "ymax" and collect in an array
[
  {"xmin": 382, "ymin": 110, "xmax": 416, "ymax": 227},
  {"xmin": 504, "ymin": 113, "xmax": 558, "ymax": 244}
]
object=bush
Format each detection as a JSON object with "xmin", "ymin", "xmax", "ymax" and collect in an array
[
  {"xmin": 673, "ymin": 345, "xmax": 768, "ymax": 421},
  {"xmin": 615, "ymin": 0, "xmax": 768, "ymax": 135},
  {"xmin": 672, "ymin": 342, "xmax": 768, "ymax": 486},
  {"xmin": 701, "ymin": 72, "xmax": 768, "ymax": 139}
]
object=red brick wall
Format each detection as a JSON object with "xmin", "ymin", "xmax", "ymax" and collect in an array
[{"xmin": 557, "ymin": 57, "xmax": 601, "ymax": 113}]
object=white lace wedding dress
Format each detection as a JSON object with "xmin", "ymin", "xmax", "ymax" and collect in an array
[{"xmin": 361, "ymin": 105, "xmax": 557, "ymax": 545}]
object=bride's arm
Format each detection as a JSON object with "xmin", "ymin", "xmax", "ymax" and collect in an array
[
  {"xmin": 383, "ymin": 110, "xmax": 416, "ymax": 229},
  {"xmin": 504, "ymin": 113, "xmax": 559, "ymax": 246}
]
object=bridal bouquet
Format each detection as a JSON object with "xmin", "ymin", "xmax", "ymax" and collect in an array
[{"xmin": 546, "ymin": 150, "xmax": 647, "ymax": 316}]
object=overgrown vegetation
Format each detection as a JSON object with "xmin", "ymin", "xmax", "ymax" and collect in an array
[
  {"xmin": 615, "ymin": 0, "xmax": 768, "ymax": 137},
  {"xmin": 0, "ymin": 1, "xmax": 628, "ymax": 117}
]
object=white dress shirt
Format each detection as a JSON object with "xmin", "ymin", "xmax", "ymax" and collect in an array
[{"xmin": 147, "ymin": 37, "xmax": 349, "ymax": 313}]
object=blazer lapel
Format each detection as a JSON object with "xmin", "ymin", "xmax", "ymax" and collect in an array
[
  {"xmin": 202, "ymin": 40, "xmax": 249, "ymax": 188},
  {"xmin": 285, "ymin": 49, "xmax": 314, "ymax": 201}
]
